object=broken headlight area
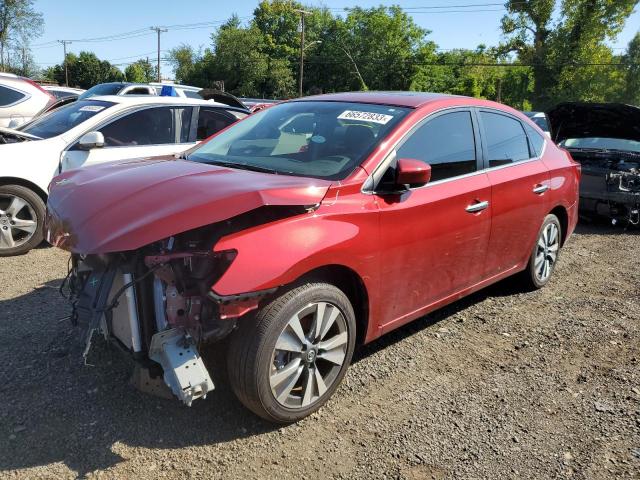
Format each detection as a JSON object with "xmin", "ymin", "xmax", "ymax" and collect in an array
[
  {"xmin": 569, "ymin": 149, "xmax": 640, "ymax": 227},
  {"xmin": 59, "ymin": 231, "xmax": 266, "ymax": 407}
]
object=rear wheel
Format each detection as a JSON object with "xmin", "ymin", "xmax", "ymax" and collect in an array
[
  {"xmin": 0, "ymin": 185, "xmax": 45, "ymax": 256},
  {"xmin": 520, "ymin": 214, "xmax": 561, "ymax": 290},
  {"xmin": 227, "ymin": 283, "xmax": 356, "ymax": 423}
]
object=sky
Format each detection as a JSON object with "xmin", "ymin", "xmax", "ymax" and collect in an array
[{"xmin": 31, "ymin": 0, "xmax": 640, "ymax": 78}]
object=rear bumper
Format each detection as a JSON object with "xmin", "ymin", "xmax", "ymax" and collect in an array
[{"xmin": 566, "ymin": 201, "xmax": 579, "ymax": 242}]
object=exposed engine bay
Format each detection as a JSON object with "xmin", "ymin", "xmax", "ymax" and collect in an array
[
  {"xmin": 567, "ymin": 149, "xmax": 640, "ymax": 226},
  {"xmin": 546, "ymin": 102, "xmax": 640, "ymax": 227},
  {"xmin": 59, "ymin": 215, "xmax": 285, "ymax": 406},
  {"xmin": 0, "ymin": 127, "xmax": 38, "ymax": 144}
]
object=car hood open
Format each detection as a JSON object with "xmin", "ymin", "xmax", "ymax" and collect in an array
[
  {"xmin": 0, "ymin": 126, "xmax": 41, "ymax": 142},
  {"xmin": 46, "ymin": 157, "xmax": 331, "ymax": 254},
  {"xmin": 547, "ymin": 102, "xmax": 640, "ymax": 145}
]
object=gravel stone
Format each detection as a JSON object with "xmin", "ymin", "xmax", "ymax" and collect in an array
[{"xmin": 0, "ymin": 223, "xmax": 638, "ymax": 479}]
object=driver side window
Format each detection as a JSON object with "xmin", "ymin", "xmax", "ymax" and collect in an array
[{"xmin": 98, "ymin": 107, "xmax": 188, "ymax": 147}]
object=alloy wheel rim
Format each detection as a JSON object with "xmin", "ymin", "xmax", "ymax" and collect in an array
[
  {"xmin": 534, "ymin": 223, "xmax": 559, "ymax": 282},
  {"xmin": 0, "ymin": 194, "xmax": 37, "ymax": 250},
  {"xmin": 270, "ymin": 301, "xmax": 348, "ymax": 409}
]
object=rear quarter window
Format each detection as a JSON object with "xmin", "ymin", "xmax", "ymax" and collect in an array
[
  {"xmin": 0, "ymin": 85, "xmax": 27, "ymax": 107},
  {"xmin": 524, "ymin": 123, "xmax": 545, "ymax": 157}
]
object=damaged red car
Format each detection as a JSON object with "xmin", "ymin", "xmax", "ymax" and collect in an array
[{"xmin": 46, "ymin": 92, "xmax": 580, "ymax": 423}]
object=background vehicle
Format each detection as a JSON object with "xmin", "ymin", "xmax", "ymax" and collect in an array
[
  {"xmin": 523, "ymin": 111, "xmax": 550, "ymax": 135},
  {"xmin": 46, "ymin": 92, "xmax": 580, "ymax": 423},
  {"xmin": 79, "ymin": 82, "xmax": 204, "ymax": 100},
  {"xmin": 548, "ymin": 102, "xmax": 640, "ymax": 226},
  {"xmin": 0, "ymin": 73, "xmax": 56, "ymax": 127},
  {"xmin": 0, "ymin": 95, "xmax": 248, "ymax": 256},
  {"xmin": 42, "ymin": 85, "xmax": 85, "ymax": 100}
]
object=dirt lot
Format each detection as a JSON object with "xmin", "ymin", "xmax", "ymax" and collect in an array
[{"xmin": 0, "ymin": 224, "xmax": 638, "ymax": 479}]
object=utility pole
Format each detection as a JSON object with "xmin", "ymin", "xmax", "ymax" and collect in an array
[
  {"xmin": 150, "ymin": 26, "xmax": 167, "ymax": 82},
  {"xmin": 295, "ymin": 9, "xmax": 310, "ymax": 97},
  {"xmin": 58, "ymin": 40, "xmax": 72, "ymax": 86}
]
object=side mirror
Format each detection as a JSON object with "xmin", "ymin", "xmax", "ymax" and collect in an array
[
  {"xmin": 77, "ymin": 131, "xmax": 104, "ymax": 150},
  {"xmin": 8, "ymin": 118, "xmax": 21, "ymax": 129},
  {"xmin": 396, "ymin": 158, "xmax": 431, "ymax": 188}
]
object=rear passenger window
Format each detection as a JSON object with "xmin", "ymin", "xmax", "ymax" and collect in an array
[
  {"xmin": 396, "ymin": 111, "xmax": 477, "ymax": 182},
  {"xmin": 524, "ymin": 123, "xmax": 545, "ymax": 157},
  {"xmin": 197, "ymin": 108, "xmax": 237, "ymax": 140},
  {"xmin": 480, "ymin": 112, "xmax": 530, "ymax": 167},
  {"xmin": 0, "ymin": 85, "xmax": 26, "ymax": 107}
]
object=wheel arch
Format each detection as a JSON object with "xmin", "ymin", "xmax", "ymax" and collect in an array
[
  {"xmin": 549, "ymin": 204, "xmax": 569, "ymax": 246},
  {"xmin": 0, "ymin": 177, "xmax": 48, "ymax": 204},
  {"xmin": 290, "ymin": 264, "xmax": 370, "ymax": 345}
]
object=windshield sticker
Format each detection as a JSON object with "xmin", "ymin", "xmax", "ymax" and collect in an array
[
  {"xmin": 338, "ymin": 110, "xmax": 394, "ymax": 125},
  {"xmin": 79, "ymin": 105, "xmax": 105, "ymax": 113}
]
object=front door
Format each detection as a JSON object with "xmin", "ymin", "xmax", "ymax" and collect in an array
[
  {"xmin": 374, "ymin": 109, "xmax": 492, "ymax": 331},
  {"xmin": 60, "ymin": 106, "xmax": 196, "ymax": 172}
]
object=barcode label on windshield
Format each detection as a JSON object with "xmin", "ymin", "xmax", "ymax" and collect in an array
[
  {"xmin": 79, "ymin": 105, "xmax": 105, "ymax": 113},
  {"xmin": 337, "ymin": 110, "xmax": 394, "ymax": 125}
]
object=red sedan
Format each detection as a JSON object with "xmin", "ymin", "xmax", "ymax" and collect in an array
[{"xmin": 46, "ymin": 92, "xmax": 580, "ymax": 423}]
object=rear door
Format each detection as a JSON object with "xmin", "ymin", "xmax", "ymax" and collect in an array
[
  {"xmin": 375, "ymin": 109, "xmax": 492, "ymax": 330},
  {"xmin": 61, "ymin": 106, "xmax": 194, "ymax": 171},
  {"xmin": 479, "ymin": 109, "xmax": 551, "ymax": 277},
  {"xmin": 195, "ymin": 107, "xmax": 245, "ymax": 142}
]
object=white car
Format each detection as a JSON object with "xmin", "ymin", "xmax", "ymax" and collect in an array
[
  {"xmin": 42, "ymin": 85, "xmax": 86, "ymax": 100},
  {"xmin": 0, "ymin": 73, "xmax": 56, "ymax": 127},
  {"xmin": 79, "ymin": 82, "xmax": 203, "ymax": 100},
  {"xmin": 0, "ymin": 95, "xmax": 248, "ymax": 256}
]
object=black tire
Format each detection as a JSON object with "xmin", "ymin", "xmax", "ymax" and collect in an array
[
  {"xmin": 520, "ymin": 213, "xmax": 562, "ymax": 290},
  {"xmin": 227, "ymin": 282, "xmax": 356, "ymax": 423},
  {"xmin": 0, "ymin": 185, "xmax": 45, "ymax": 257}
]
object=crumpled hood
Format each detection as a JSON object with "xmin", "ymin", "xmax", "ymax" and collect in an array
[
  {"xmin": 46, "ymin": 157, "xmax": 331, "ymax": 253},
  {"xmin": 547, "ymin": 102, "xmax": 640, "ymax": 145}
]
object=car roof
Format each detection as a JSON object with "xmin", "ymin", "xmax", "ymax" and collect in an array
[
  {"xmin": 292, "ymin": 91, "xmax": 460, "ymax": 108},
  {"xmin": 88, "ymin": 95, "xmax": 230, "ymax": 107}
]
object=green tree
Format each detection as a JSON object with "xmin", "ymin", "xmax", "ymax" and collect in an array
[
  {"xmin": 124, "ymin": 58, "xmax": 156, "ymax": 83},
  {"xmin": 0, "ymin": 0, "xmax": 43, "ymax": 72},
  {"xmin": 209, "ymin": 20, "xmax": 269, "ymax": 95},
  {"xmin": 47, "ymin": 51, "xmax": 124, "ymax": 89},
  {"xmin": 331, "ymin": 6, "xmax": 433, "ymax": 91},
  {"xmin": 501, "ymin": 0, "xmax": 637, "ymax": 109},
  {"xmin": 622, "ymin": 32, "xmax": 640, "ymax": 105},
  {"xmin": 166, "ymin": 43, "xmax": 198, "ymax": 84}
]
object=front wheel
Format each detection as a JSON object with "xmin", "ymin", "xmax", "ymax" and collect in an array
[
  {"xmin": 227, "ymin": 283, "xmax": 356, "ymax": 423},
  {"xmin": 520, "ymin": 213, "xmax": 562, "ymax": 290},
  {"xmin": 0, "ymin": 185, "xmax": 45, "ymax": 256}
]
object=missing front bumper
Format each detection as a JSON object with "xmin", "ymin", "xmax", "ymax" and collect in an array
[{"xmin": 148, "ymin": 328, "xmax": 215, "ymax": 406}]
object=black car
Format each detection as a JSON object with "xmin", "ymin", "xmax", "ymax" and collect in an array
[{"xmin": 547, "ymin": 102, "xmax": 640, "ymax": 226}]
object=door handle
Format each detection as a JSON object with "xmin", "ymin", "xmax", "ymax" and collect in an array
[
  {"xmin": 465, "ymin": 200, "xmax": 489, "ymax": 213},
  {"xmin": 533, "ymin": 184, "xmax": 549, "ymax": 194}
]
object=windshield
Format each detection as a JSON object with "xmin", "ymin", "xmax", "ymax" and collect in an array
[
  {"xmin": 78, "ymin": 83, "xmax": 124, "ymax": 100},
  {"xmin": 187, "ymin": 101, "xmax": 411, "ymax": 180},
  {"xmin": 560, "ymin": 137, "xmax": 640, "ymax": 153},
  {"xmin": 20, "ymin": 100, "xmax": 114, "ymax": 139}
]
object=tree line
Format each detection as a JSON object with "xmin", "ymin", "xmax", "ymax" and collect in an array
[{"xmin": 1, "ymin": 0, "xmax": 639, "ymax": 110}]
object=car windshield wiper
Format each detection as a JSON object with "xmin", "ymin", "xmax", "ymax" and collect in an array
[{"xmin": 204, "ymin": 160, "xmax": 282, "ymax": 175}]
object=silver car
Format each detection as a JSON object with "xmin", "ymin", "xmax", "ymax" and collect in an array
[{"xmin": 0, "ymin": 73, "xmax": 55, "ymax": 128}]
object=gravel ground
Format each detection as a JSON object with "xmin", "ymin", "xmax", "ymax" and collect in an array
[{"xmin": 0, "ymin": 224, "xmax": 638, "ymax": 479}]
